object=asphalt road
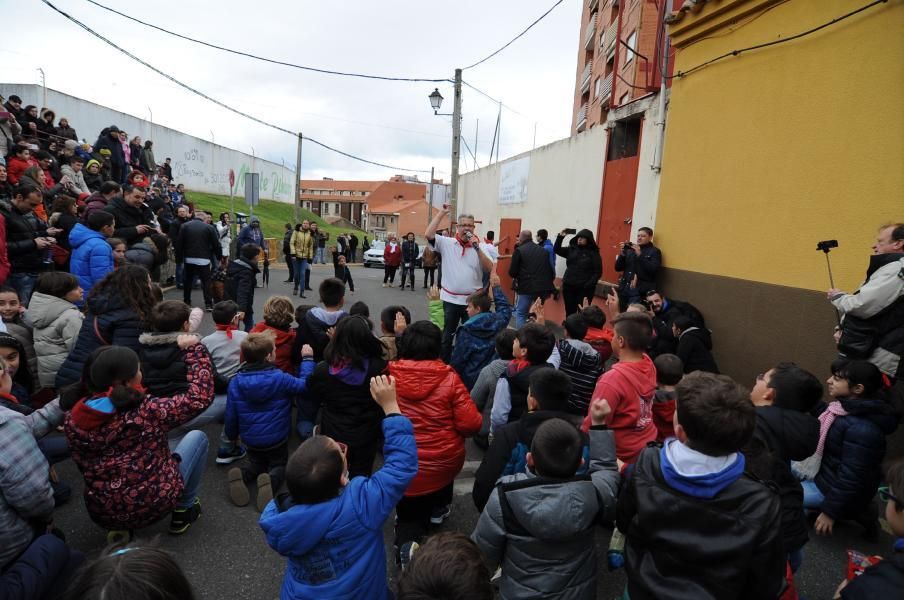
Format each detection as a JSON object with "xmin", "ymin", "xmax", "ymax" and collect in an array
[{"xmin": 52, "ymin": 264, "xmax": 896, "ymax": 599}]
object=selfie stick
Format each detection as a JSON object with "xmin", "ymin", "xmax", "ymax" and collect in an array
[{"xmin": 818, "ymin": 243, "xmax": 841, "ymax": 326}]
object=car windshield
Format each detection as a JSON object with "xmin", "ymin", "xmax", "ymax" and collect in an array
[{"xmin": 368, "ymin": 241, "xmax": 386, "ymax": 252}]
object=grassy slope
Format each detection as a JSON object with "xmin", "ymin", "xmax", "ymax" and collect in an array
[{"xmin": 186, "ymin": 191, "xmax": 364, "ymax": 241}]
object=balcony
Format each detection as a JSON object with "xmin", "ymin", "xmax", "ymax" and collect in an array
[
  {"xmin": 580, "ymin": 62, "xmax": 592, "ymax": 94},
  {"xmin": 602, "ymin": 20, "xmax": 618, "ymax": 58},
  {"xmin": 589, "ymin": 0, "xmax": 599, "ymax": 11},
  {"xmin": 600, "ymin": 72, "xmax": 613, "ymax": 107},
  {"xmin": 585, "ymin": 14, "xmax": 597, "ymax": 50},
  {"xmin": 576, "ymin": 103, "xmax": 589, "ymax": 132}
]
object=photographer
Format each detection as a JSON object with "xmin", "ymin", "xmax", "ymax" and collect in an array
[
  {"xmin": 615, "ymin": 227, "xmax": 661, "ymax": 306},
  {"xmin": 555, "ymin": 228, "xmax": 603, "ymax": 316},
  {"xmin": 829, "ymin": 223, "xmax": 904, "ymax": 383}
]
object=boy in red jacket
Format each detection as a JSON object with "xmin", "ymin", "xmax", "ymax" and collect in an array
[{"xmin": 582, "ymin": 311, "xmax": 657, "ymax": 465}]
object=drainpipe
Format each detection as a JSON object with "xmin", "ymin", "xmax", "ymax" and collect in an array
[{"xmin": 651, "ymin": 8, "xmax": 670, "ymax": 173}]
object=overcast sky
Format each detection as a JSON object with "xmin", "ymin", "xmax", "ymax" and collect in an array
[{"xmin": 2, "ymin": 0, "xmax": 582, "ymax": 181}]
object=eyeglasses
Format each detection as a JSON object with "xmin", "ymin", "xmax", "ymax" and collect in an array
[{"xmin": 878, "ymin": 486, "xmax": 902, "ymax": 505}]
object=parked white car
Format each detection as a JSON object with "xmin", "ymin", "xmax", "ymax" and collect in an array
[{"xmin": 362, "ymin": 240, "xmax": 425, "ymax": 268}]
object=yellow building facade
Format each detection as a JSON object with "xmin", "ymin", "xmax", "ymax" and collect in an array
[{"xmin": 655, "ymin": 0, "xmax": 903, "ymax": 381}]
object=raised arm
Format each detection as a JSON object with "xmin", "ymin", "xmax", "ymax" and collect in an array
[{"xmin": 426, "ymin": 206, "xmax": 450, "ymax": 241}]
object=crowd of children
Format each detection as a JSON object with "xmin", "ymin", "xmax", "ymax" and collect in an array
[{"xmin": 0, "ymin": 232, "xmax": 902, "ymax": 600}]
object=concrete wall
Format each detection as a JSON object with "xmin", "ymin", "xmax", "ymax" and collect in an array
[
  {"xmin": 2, "ymin": 84, "xmax": 296, "ymax": 202},
  {"xmin": 458, "ymin": 126, "xmax": 607, "ymax": 280}
]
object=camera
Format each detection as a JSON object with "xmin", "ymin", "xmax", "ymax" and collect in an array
[{"xmin": 622, "ymin": 241, "xmax": 634, "ymax": 251}]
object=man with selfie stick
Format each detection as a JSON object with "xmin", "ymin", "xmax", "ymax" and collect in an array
[{"xmin": 426, "ymin": 206, "xmax": 494, "ymax": 362}]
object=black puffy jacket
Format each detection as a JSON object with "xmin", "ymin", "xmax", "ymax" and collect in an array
[
  {"xmin": 676, "ymin": 327, "xmax": 719, "ymax": 373},
  {"xmin": 509, "ymin": 240, "xmax": 555, "ymax": 296},
  {"xmin": 306, "ymin": 358, "xmax": 388, "ymax": 448},
  {"xmin": 0, "ymin": 203, "xmax": 49, "ymax": 273},
  {"xmin": 104, "ymin": 197, "xmax": 155, "ymax": 246},
  {"xmin": 616, "ymin": 446, "xmax": 785, "ymax": 600},
  {"xmin": 224, "ymin": 259, "xmax": 258, "ymax": 313},
  {"xmin": 175, "ymin": 218, "xmax": 220, "ymax": 263},
  {"xmin": 814, "ymin": 396, "xmax": 899, "ymax": 519},
  {"xmin": 746, "ymin": 406, "xmax": 820, "ymax": 552},
  {"xmin": 56, "ymin": 292, "xmax": 146, "ymax": 389},
  {"xmin": 554, "ymin": 229, "xmax": 602, "ymax": 289},
  {"xmin": 649, "ymin": 298, "xmax": 706, "ymax": 358},
  {"xmin": 138, "ymin": 332, "xmax": 189, "ymax": 397}
]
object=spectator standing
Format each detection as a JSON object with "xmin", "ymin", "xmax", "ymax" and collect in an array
[
  {"xmin": 140, "ymin": 140, "xmax": 156, "ymax": 174},
  {"xmin": 94, "ymin": 126, "xmax": 126, "ymax": 184},
  {"xmin": 162, "ymin": 157, "xmax": 173, "ymax": 181},
  {"xmin": 399, "ymin": 232, "xmax": 419, "ymax": 291},
  {"xmin": 56, "ymin": 117, "xmax": 77, "ymax": 141},
  {"xmin": 425, "ymin": 207, "xmax": 494, "ymax": 361},
  {"xmin": 215, "ymin": 212, "xmax": 231, "ymax": 266},
  {"xmin": 422, "ymin": 244, "xmax": 438, "ymax": 289},
  {"xmin": 615, "ymin": 226, "xmax": 662, "ymax": 306},
  {"xmin": 555, "ymin": 228, "xmax": 603, "ymax": 315},
  {"xmin": 348, "ymin": 232, "xmax": 359, "ymax": 262},
  {"xmin": 2, "ymin": 185, "xmax": 56, "ymax": 304},
  {"xmin": 312, "ymin": 223, "xmax": 328, "ymax": 264},
  {"xmin": 290, "ymin": 220, "xmax": 315, "ymax": 296},
  {"xmin": 2, "ymin": 94, "xmax": 25, "ymax": 122},
  {"xmin": 69, "ymin": 211, "xmax": 115, "ymax": 296},
  {"xmin": 536, "ymin": 228, "xmax": 555, "ymax": 272},
  {"xmin": 509, "ymin": 230, "xmax": 556, "ymax": 328},
  {"xmin": 35, "ymin": 110, "xmax": 57, "ymax": 147},
  {"xmin": 0, "ymin": 112, "xmax": 22, "ymax": 160},
  {"xmin": 129, "ymin": 136, "xmax": 143, "ymax": 172},
  {"xmin": 383, "ymin": 235, "xmax": 402, "ymax": 287},
  {"xmin": 176, "ymin": 211, "xmax": 221, "ymax": 310},
  {"xmin": 281, "ymin": 223, "xmax": 294, "ymax": 284},
  {"xmin": 169, "ymin": 205, "xmax": 191, "ymax": 287},
  {"xmin": 225, "ymin": 244, "xmax": 261, "ymax": 332}
]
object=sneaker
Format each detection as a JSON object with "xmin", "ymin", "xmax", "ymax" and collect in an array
[
  {"xmin": 228, "ymin": 468, "xmax": 250, "ymax": 507},
  {"xmin": 168, "ymin": 498, "xmax": 202, "ymax": 534},
  {"xmin": 216, "ymin": 445, "xmax": 247, "ymax": 464},
  {"xmin": 399, "ymin": 541, "xmax": 419, "ymax": 572},
  {"xmin": 256, "ymin": 473, "xmax": 273, "ymax": 512},
  {"xmin": 430, "ymin": 504, "xmax": 452, "ymax": 525},
  {"xmin": 106, "ymin": 529, "xmax": 133, "ymax": 545},
  {"xmin": 382, "ymin": 283, "xmax": 388, "ymax": 288}
]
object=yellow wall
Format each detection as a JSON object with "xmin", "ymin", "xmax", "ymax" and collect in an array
[{"xmin": 656, "ymin": 0, "xmax": 904, "ymax": 292}]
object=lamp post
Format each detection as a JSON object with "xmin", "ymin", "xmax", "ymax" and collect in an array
[{"xmin": 428, "ymin": 68, "xmax": 462, "ymax": 233}]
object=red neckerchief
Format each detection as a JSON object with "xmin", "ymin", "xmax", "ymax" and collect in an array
[
  {"xmin": 507, "ymin": 358, "xmax": 531, "ymax": 375},
  {"xmin": 455, "ymin": 234, "xmax": 474, "ymax": 256},
  {"xmin": 216, "ymin": 323, "xmax": 238, "ymax": 339}
]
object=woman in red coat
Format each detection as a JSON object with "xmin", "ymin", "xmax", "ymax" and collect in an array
[
  {"xmin": 382, "ymin": 235, "xmax": 402, "ymax": 288},
  {"xmin": 388, "ymin": 320, "xmax": 481, "ymax": 561}
]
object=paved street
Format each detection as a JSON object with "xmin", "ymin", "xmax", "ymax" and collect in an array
[{"xmin": 52, "ymin": 265, "xmax": 895, "ymax": 599}]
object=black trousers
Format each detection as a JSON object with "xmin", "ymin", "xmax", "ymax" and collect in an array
[
  {"xmin": 285, "ymin": 254, "xmax": 294, "ymax": 282},
  {"xmin": 241, "ymin": 441, "xmax": 289, "ymax": 493},
  {"xmin": 441, "ymin": 301, "xmax": 468, "ymax": 362},
  {"xmin": 384, "ymin": 265, "xmax": 398, "ymax": 284},
  {"xmin": 399, "ymin": 265, "xmax": 416, "ymax": 289},
  {"xmin": 182, "ymin": 262, "xmax": 212, "ymax": 307},
  {"xmin": 423, "ymin": 267, "xmax": 436, "ymax": 288},
  {"xmin": 562, "ymin": 283, "xmax": 597, "ymax": 316},
  {"xmin": 395, "ymin": 483, "xmax": 454, "ymax": 549}
]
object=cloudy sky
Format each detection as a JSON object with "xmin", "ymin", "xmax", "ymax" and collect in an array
[{"xmin": 2, "ymin": 0, "xmax": 582, "ymax": 181}]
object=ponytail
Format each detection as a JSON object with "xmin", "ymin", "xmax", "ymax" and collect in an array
[
  {"xmin": 62, "ymin": 346, "xmax": 143, "ymax": 411},
  {"xmin": 108, "ymin": 383, "xmax": 144, "ymax": 411}
]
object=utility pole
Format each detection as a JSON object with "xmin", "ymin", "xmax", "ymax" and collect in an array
[
  {"xmin": 450, "ymin": 68, "xmax": 462, "ymax": 233},
  {"xmin": 294, "ymin": 133, "xmax": 303, "ymax": 224},
  {"xmin": 428, "ymin": 166, "xmax": 434, "ymax": 230}
]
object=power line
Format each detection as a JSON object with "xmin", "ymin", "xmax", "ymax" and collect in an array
[
  {"xmin": 461, "ymin": 80, "xmax": 526, "ymax": 118},
  {"xmin": 462, "ymin": 0, "xmax": 567, "ymax": 70},
  {"xmin": 40, "ymin": 0, "xmax": 430, "ymax": 173},
  {"xmin": 82, "ymin": 0, "xmax": 451, "ymax": 83}
]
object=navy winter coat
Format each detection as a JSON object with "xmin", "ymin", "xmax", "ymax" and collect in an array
[
  {"xmin": 225, "ymin": 360, "xmax": 314, "ymax": 449},
  {"xmin": 68, "ymin": 223, "xmax": 114, "ymax": 295},
  {"xmin": 450, "ymin": 285, "xmax": 512, "ymax": 390},
  {"xmin": 814, "ymin": 396, "xmax": 899, "ymax": 519},
  {"xmin": 56, "ymin": 292, "xmax": 146, "ymax": 389}
]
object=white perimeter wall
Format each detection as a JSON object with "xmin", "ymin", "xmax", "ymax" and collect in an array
[
  {"xmin": 458, "ymin": 126, "xmax": 606, "ymax": 279},
  {"xmin": 2, "ymin": 84, "xmax": 296, "ymax": 202}
]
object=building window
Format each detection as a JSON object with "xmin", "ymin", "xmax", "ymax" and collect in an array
[
  {"xmin": 607, "ymin": 117, "xmax": 642, "ymax": 161},
  {"xmin": 304, "ymin": 201, "xmax": 311, "ymax": 210},
  {"xmin": 594, "ymin": 77, "xmax": 601, "ymax": 100},
  {"xmin": 623, "ymin": 31, "xmax": 637, "ymax": 65}
]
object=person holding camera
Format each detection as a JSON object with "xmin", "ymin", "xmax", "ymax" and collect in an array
[
  {"xmin": 615, "ymin": 227, "xmax": 661, "ymax": 306},
  {"xmin": 555, "ymin": 228, "xmax": 603, "ymax": 316},
  {"xmin": 509, "ymin": 230, "xmax": 556, "ymax": 328}
]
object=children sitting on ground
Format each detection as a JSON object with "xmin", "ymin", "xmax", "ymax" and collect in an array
[
  {"xmin": 349, "ymin": 300, "xmax": 370, "ymax": 318},
  {"xmin": 390, "ymin": 321, "xmax": 483, "ymax": 565},
  {"xmin": 471, "ymin": 413, "xmax": 620, "ymax": 599},
  {"xmin": 379, "ymin": 305, "xmax": 411, "ymax": 360},
  {"xmin": 473, "ymin": 369, "xmax": 587, "ymax": 511},
  {"xmin": 62, "ymin": 340, "xmax": 215, "ymax": 541},
  {"xmin": 25, "ymin": 272, "xmax": 84, "ymax": 390},
  {"xmin": 581, "ymin": 303, "xmax": 613, "ymax": 364},
  {"xmin": 226, "ymin": 332, "xmax": 315, "ymax": 511},
  {"xmin": 747, "ymin": 362, "xmax": 821, "ymax": 574},
  {"xmin": 0, "ymin": 285, "xmax": 38, "ymax": 389},
  {"xmin": 0, "ymin": 332, "xmax": 34, "ymax": 406},
  {"xmin": 307, "ymin": 315, "xmax": 388, "ymax": 476},
  {"xmin": 139, "ymin": 300, "xmax": 199, "ymax": 397},
  {"xmin": 556, "ymin": 312, "xmax": 604, "ymax": 421},
  {"xmin": 62, "ymin": 545, "xmax": 196, "ymax": 600},
  {"xmin": 584, "ymin": 312, "xmax": 658, "ymax": 465},
  {"xmin": 297, "ymin": 278, "xmax": 347, "ymax": 361},
  {"xmin": 449, "ymin": 273, "xmax": 512, "ymax": 390},
  {"xmin": 259, "ymin": 375, "xmax": 417, "ymax": 600},
  {"xmin": 334, "ymin": 252, "xmax": 355, "ymax": 293},
  {"xmin": 490, "ymin": 323, "xmax": 556, "ymax": 433},
  {"xmin": 396, "ymin": 532, "xmax": 494, "ymax": 600},
  {"xmin": 616, "ymin": 371, "xmax": 785, "ymax": 599},
  {"xmin": 250, "ymin": 296, "xmax": 296, "ymax": 374},
  {"xmin": 225, "ymin": 243, "xmax": 261, "ymax": 332},
  {"xmin": 201, "ymin": 300, "xmax": 249, "ymax": 382},
  {"xmin": 652, "ymin": 353, "xmax": 682, "ymax": 442},
  {"xmin": 673, "ymin": 314, "xmax": 719, "ymax": 374},
  {"xmin": 794, "ymin": 359, "xmax": 898, "ymax": 541}
]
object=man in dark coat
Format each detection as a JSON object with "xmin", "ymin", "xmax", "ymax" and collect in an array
[
  {"xmin": 93, "ymin": 126, "xmax": 126, "ymax": 185},
  {"xmin": 103, "ymin": 185, "xmax": 156, "ymax": 247},
  {"xmin": 1, "ymin": 185, "xmax": 57, "ymax": 304},
  {"xmin": 554, "ymin": 228, "xmax": 603, "ymax": 315},
  {"xmin": 282, "ymin": 223, "xmax": 294, "ymax": 283},
  {"xmin": 644, "ymin": 290, "xmax": 706, "ymax": 358},
  {"xmin": 348, "ymin": 233, "xmax": 359, "ymax": 263},
  {"xmin": 615, "ymin": 226, "xmax": 662, "ymax": 306},
  {"xmin": 176, "ymin": 211, "xmax": 221, "ymax": 309},
  {"xmin": 509, "ymin": 230, "xmax": 555, "ymax": 327},
  {"xmin": 226, "ymin": 243, "xmax": 261, "ymax": 331}
]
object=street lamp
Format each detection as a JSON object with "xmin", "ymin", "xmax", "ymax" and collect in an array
[{"xmin": 427, "ymin": 69, "xmax": 462, "ymax": 232}]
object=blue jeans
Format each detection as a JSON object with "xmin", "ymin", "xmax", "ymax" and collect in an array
[
  {"xmin": 2, "ymin": 535, "xmax": 84, "ymax": 600},
  {"xmin": 175, "ymin": 262, "xmax": 184, "ymax": 287},
  {"xmin": 174, "ymin": 430, "xmax": 208, "ymax": 509},
  {"xmin": 293, "ymin": 258, "xmax": 309, "ymax": 288},
  {"xmin": 168, "ymin": 394, "xmax": 227, "ymax": 449},
  {"xmin": 8, "ymin": 272, "xmax": 38, "ymax": 305},
  {"xmin": 313, "ymin": 247, "xmax": 324, "ymax": 264},
  {"xmin": 801, "ymin": 479, "xmax": 825, "ymax": 509},
  {"xmin": 514, "ymin": 293, "xmax": 539, "ymax": 328}
]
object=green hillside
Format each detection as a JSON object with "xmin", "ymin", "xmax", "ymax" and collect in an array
[{"xmin": 186, "ymin": 191, "xmax": 364, "ymax": 241}]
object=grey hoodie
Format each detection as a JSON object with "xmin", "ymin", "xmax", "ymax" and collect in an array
[
  {"xmin": 25, "ymin": 292, "xmax": 84, "ymax": 388},
  {"xmin": 471, "ymin": 427, "xmax": 620, "ymax": 599}
]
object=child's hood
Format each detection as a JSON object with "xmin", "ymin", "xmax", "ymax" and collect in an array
[
  {"xmin": 26, "ymin": 292, "xmax": 78, "ymax": 328},
  {"xmin": 259, "ymin": 491, "xmax": 346, "ymax": 556},
  {"xmin": 138, "ymin": 332, "xmax": 184, "ymax": 369},
  {"xmin": 659, "ymin": 438, "xmax": 745, "ymax": 499},
  {"xmin": 307, "ymin": 307, "xmax": 345, "ymax": 329},
  {"xmin": 461, "ymin": 311, "xmax": 502, "ymax": 338},
  {"xmin": 497, "ymin": 473, "xmax": 601, "ymax": 540},
  {"xmin": 839, "ymin": 396, "xmax": 899, "ymax": 434},
  {"xmin": 70, "ymin": 395, "xmax": 117, "ymax": 430}
]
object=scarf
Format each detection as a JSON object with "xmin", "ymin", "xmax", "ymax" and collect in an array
[
  {"xmin": 792, "ymin": 400, "xmax": 848, "ymax": 480},
  {"xmin": 216, "ymin": 323, "xmax": 237, "ymax": 339},
  {"xmin": 455, "ymin": 233, "xmax": 474, "ymax": 256},
  {"xmin": 507, "ymin": 358, "xmax": 531, "ymax": 376}
]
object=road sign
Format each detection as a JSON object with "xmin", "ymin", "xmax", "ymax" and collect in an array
[
  {"xmin": 228, "ymin": 168, "xmax": 235, "ymax": 190},
  {"xmin": 244, "ymin": 172, "xmax": 260, "ymax": 207}
]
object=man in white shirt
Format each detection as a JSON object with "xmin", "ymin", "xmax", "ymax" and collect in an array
[{"xmin": 426, "ymin": 207, "xmax": 495, "ymax": 361}]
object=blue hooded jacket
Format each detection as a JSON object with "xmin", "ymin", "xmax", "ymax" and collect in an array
[
  {"xmin": 69, "ymin": 223, "xmax": 114, "ymax": 295},
  {"xmin": 450, "ymin": 285, "xmax": 512, "ymax": 390},
  {"xmin": 225, "ymin": 360, "xmax": 314, "ymax": 448},
  {"xmin": 259, "ymin": 415, "xmax": 417, "ymax": 600}
]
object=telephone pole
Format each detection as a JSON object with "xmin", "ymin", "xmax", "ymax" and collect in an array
[
  {"xmin": 294, "ymin": 133, "xmax": 303, "ymax": 223},
  {"xmin": 449, "ymin": 68, "xmax": 462, "ymax": 232}
]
